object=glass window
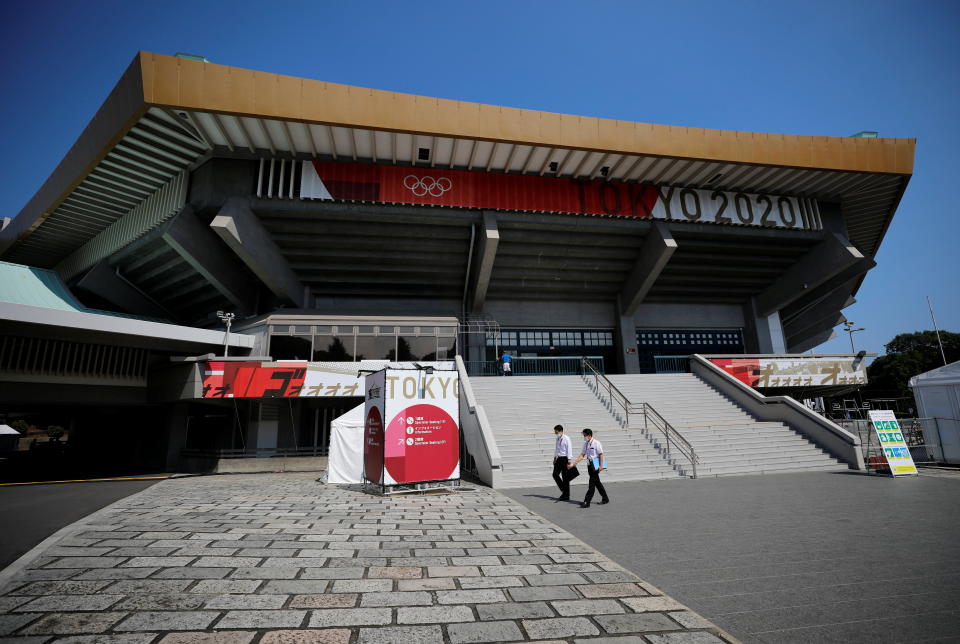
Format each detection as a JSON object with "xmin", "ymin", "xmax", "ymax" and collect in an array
[
  {"xmin": 398, "ymin": 336, "xmax": 439, "ymax": 361},
  {"xmin": 355, "ymin": 335, "xmax": 396, "ymax": 361},
  {"xmin": 313, "ymin": 335, "xmax": 354, "ymax": 361},
  {"xmin": 271, "ymin": 335, "xmax": 311, "ymax": 360},
  {"xmin": 437, "ymin": 336, "xmax": 456, "ymax": 360}
]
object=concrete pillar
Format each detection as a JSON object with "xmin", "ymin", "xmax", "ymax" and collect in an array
[
  {"xmin": 746, "ymin": 297, "xmax": 787, "ymax": 354},
  {"xmin": 466, "ymin": 332, "xmax": 487, "ymax": 364},
  {"xmin": 615, "ymin": 298, "xmax": 640, "ymax": 374}
]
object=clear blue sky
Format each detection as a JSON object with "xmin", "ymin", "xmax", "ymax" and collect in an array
[{"xmin": 1, "ymin": 0, "xmax": 957, "ymax": 358}]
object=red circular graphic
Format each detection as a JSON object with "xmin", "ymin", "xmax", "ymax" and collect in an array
[
  {"xmin": 364, "ymin": 406, "xmax": 384, "ymax": 483},
  {"xmin": 384, "ymin": 403, "xmax": 458, "ymax": 483}
]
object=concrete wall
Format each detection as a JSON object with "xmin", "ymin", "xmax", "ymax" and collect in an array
[{"xmin": 690, "ymin": 355, "xmax": 864, "ymax": 469}]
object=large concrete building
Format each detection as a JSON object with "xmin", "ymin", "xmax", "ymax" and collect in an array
[{"xmin": 0, "ymin": 52, "xmax": 914, "ymax": 476}]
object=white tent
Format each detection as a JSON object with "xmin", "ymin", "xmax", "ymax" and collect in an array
[
  {"xmin": 909, "ymin": 361, "xmax": 960, "ymax": 464},
  {"xmin": 326, "ymin": 404, "xmax": 366, "ymax": 484},
  {"xmin": 0, "ymin": 425, "xmax": 20, "ymax": 435}
]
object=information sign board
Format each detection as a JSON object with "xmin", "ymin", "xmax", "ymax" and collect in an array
[
  {"xmin": 867, "ymin": 410, "xmax": 918, "ymax": 476},
  {"xmin": 363, "ymin": 367, "xmax": 460, "ymax": 486}
]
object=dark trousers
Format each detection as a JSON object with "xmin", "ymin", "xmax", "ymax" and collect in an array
[
  {"xmin": 584, "ymin": 462, "xmax": 608, "ymax": 504},
  {"xmin": 552, "ymin": 457, "xmax": 570, "ymax": 497}
]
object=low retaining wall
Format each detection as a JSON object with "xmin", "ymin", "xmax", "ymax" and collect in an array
[
  {"xmin": 180, "ymin": 455, "xmax": 328, "ymax": 474},
  {"xmin": 691, "ymin": 355, "xmax": 863, "ymax": 470}
]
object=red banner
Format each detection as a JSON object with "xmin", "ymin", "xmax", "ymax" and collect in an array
[
  {"xmin": 202, "ymin": 361, "xmax": 307, "ymax": 398},
  {"xmin": 302, "ymin": 160, "xmax": 659, "ymax": 218}
]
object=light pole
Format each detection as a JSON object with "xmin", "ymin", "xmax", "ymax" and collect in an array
[
  {"xmin": 217, "ymin": 311, "xmax": 235, "ymax": 357},
  {"xmin": 843, "ymin": 320, "xmax": 864, "ymax": 353}
]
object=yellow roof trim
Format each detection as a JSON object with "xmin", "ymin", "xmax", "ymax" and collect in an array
[{"xmin": 140, "ymin": 51, "xmax": 914, "ymax": 176}]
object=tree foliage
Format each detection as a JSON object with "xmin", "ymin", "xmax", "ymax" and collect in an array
[{"xmin": 864, "ymin": 330, "xmax": 960, "ymax": 401}]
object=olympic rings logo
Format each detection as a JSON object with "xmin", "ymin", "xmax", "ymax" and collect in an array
[{"xmin": 403, "ymin": 175, "xmax": 453, "ymax": 197}]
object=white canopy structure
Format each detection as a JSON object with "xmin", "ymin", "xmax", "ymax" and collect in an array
[
  {"xmin": 326, "ymin": 404, "xmax": 365, "ymax": 484},
  {"xmin": 0, "ymin": 425, "xmax": 21, "ymax": 435},
  {"xmin": 910, "ymin": 361, "xmax": 960, "ymax": 464}
]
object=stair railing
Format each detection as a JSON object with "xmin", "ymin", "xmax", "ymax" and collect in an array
[{"xmin": 580, "ymin": 358, "xmax": 698, "ymax": 478}]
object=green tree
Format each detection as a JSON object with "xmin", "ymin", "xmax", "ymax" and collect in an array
[
  {"xmin": 863, "ymin": 330, "xmax": 960, "ymax": 400},
  {"xmin": 10, "ymin": 419, "xmax": 29, "ymax": 434},
  {"xmin": 46, "ymin": 425, "xmax": 65, "ymax": 442}
]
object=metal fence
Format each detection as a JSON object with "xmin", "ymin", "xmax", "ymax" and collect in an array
[
  {"xmin": 464, "ymin": 356, "xmax": 605, "ymax": 377},
  {"xmin": 835, "ymin": 418, "xmax": 949, "ymax": 469},
  {"xmin": 654, "ymin": 355, "xmax": 690, "ymax": 373},
  {"xmin": 180, "ymin": 446, "xmax": 327, "ymax": 459}
]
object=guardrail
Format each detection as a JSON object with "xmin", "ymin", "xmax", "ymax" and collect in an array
[
  {"xmin": 180, "ymin": 447, "xmax": 326, "ymax": 459},
  {"xmin": 654, "ymin": 355, "xmax": 690, "ymax": 373},
  {"xmin": 580, "ymin": 358, "xmax": 698, "ymax": 478},
  {"xmin": 464, "ymin": 356, "xmax": 605, "ymax": 377},
  {"xmin": 836, "ymin": 417, "xmax": 956, "ymax": 466}
]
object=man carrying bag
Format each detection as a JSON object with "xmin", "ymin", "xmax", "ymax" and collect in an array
[
  {"xmin": 552, "ymin": 424, "xmax": 577, "ymax": 500},
  {"xmin": 568, "ymin": 428, "xmax": 609, "ymax": 508}
]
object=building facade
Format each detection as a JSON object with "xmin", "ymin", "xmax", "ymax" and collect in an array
[{"xmin": 0, "ymin": 52, "xmax": 914, "ymax": 473}]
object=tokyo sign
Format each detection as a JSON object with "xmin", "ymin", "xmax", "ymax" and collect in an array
[
  {"xmin": 364, "ymin": 367, "xmax": 460, "ymax": 486},
  {"xmin": 301, "ymin": 160, "xmax": 822, "ymax": 231}
]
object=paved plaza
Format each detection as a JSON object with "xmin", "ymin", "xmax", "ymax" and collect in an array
[
  {"xmin": 508, "ymin": 470, "xmax": 960, "ymax": 643},
  {"xmin": 0, "ymin": 472, "xmax": 732, "ymax": 643}
]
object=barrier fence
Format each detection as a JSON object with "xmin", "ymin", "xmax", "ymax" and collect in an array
[
  {"xmin": 464, "ymin": 356, "xmax": 605, "ymax": 377},
  {"xmin": 835, "ymin": 418, "xmax": 950, "ymax": 468}
]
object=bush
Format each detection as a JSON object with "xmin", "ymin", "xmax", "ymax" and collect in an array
[{"xmin": 46, "ymin": 425, "xmax": 65, "ymax": 441}]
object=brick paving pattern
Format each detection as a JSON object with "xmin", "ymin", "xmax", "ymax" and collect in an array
[{"xmin": 0, "ymin": 473, "xmax": 733, "ymax": 643}]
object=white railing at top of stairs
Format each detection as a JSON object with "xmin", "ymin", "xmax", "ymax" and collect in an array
[{"xmin": 580, "ymin": 358, "xmax": 698, "ymax": 478}]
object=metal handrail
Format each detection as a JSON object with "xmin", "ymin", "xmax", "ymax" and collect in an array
[{"xmin": 580, "ymin": 358, "xmax": 698, "ymax": 478}]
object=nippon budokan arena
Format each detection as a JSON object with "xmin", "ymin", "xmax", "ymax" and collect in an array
[{"xmin": 0, "ymin": 52, "xmax": 916, "ymax": 488}]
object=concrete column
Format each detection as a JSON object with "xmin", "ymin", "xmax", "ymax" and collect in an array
[
  {"xmin": 747, "ymin": 297, "xmax": 787, "ymax": 354},
  {"xmin": 614, "ymin": 297, "xmax": 640, "ymax": 374},
  {"xmin": 466, "ymin": 332, "xmax": 487, "ymax": 363}
]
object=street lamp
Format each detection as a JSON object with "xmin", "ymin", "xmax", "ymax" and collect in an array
[
  {"xmin": 843, "ymin": 320, "xmax": 864, "ymax": 353},
  {"xmin": 217, "ymin": 311, "xmax": 235, "ymax": 357}
]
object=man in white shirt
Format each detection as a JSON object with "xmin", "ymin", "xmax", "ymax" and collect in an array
[
  {"xmin": 567, "ymin": 428, "xmax": 609, "ymax": 508},
  {"xmin": 552, "ymin": 424, "xmax": 575, "ymax": 500}
]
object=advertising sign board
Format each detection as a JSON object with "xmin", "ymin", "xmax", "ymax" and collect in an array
[
  {"xmin": 301, "ymin": 160, "xmax": 823, "ymax": 232},
  {"xmin": 867, "ymin": 410, "xmax": 918, "ymax": 476},
  {"xmin": 201, "ymin": 360, "xmax": 454, "ymax": 398},
  {"xmin": 708, "ymin": 356, "xmax": 867, "ymax": 388},
  {"xmin": 363, "ymin": 367, "xmax": 460, "ymax": 487}
]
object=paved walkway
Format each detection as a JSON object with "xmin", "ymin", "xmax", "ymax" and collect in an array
[
  {"xmin": 506, "ymin": 470, "xmax": 960, "ymax": 643},
  {"xmin": 0, "ymin": 473, "xmax": 733, "ymax": 643},
  {"xmin": 0, "ymin": 479, "xmax": 161, "ymax": 570}
]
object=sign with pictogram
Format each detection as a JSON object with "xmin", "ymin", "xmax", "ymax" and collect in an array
[
  {"xmin": 363, "ymin": 367, "xmax": 460, "ymax": 486},
  {"xmin": 867, "ymin": 410, "xmax": 918, "ymax": 476}
]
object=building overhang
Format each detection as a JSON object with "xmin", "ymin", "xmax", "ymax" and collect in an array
[{"xmin": 0, "ymin": 51, "xmax": 914, "ymax": 275}]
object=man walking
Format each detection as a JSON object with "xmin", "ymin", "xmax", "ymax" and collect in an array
[
  {"xmin": 552, "ymin": 424, "xmax": 574, "ymax": 500},
  {"xmin": 500, "ymin": 351, "xmax": 512, "ymax": 376},
  {"xmin": 568, "ymin": 428, "xmax": 609, "ymax": 508}
]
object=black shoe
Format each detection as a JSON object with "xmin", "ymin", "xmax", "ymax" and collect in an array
[
  {"xmin": 558, "ymin": 495, "xmax": 569, "ymax": 501},
  {"xmin": 599, "ymin": 499, "xmax": 610, "ymax": 505},
  {"xmin": 579, "ymin": 502, "xmax": 590, "ymax": 508}
]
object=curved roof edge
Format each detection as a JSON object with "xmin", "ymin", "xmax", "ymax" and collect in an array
[{"xmin": 1, "ymin": 51, "xmax": 916, "ymax": 258}]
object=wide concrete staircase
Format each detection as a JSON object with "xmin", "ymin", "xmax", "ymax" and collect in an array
[
  {"xmin": 470, "ymin": 372, "xmax": 847, "ymax": 489},
  {"xmin": 470, "ymin": 376, "xmax": 687, "ymax": 488},
  {"xmin": 606, "ymin": 373, "xmax": 846, "ymax": 477}
]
